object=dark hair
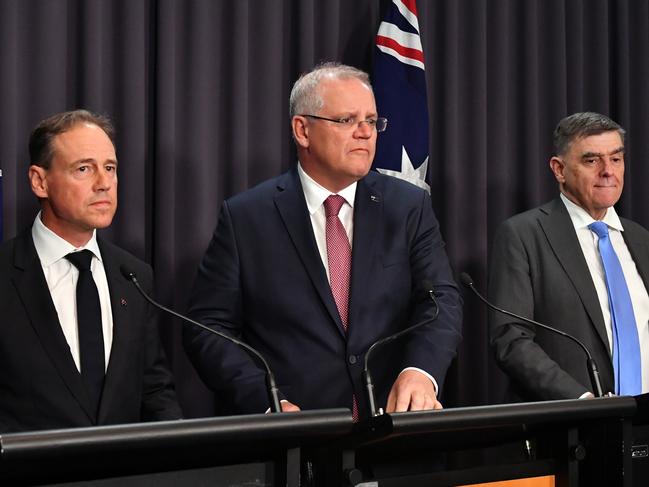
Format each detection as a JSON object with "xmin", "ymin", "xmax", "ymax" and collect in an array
[
  {"xmin": 553, "ymin": 112, "xmax": 625, "ymax": 156},
  {"xmin": 29, "ymin": 109, "xmax": 115, "ymax": 168}
]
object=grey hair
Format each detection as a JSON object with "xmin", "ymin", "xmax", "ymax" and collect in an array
[
  {"xmin": 289, "ymin": 62, "xmax": 372, "ymax": 118},
  {"xmin": 553, "ymin": 112, "xmax": 625, "ymax": 156}
]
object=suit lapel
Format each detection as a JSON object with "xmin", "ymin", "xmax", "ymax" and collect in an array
[
  {"xmin": 97, "ymin": 240, "xmax": 134, "ymax": 420},
  {"xmin": 348, "ymin": 177, "xmax": 381, "ymax": 335},
  {"xmin": 274, "ymin": 168, "xmax": 345, "ymax": 334},
  {"xmin": 539, "ymin": 199, "xmax": 611, "ymax": 354},
  {"xmin": 12, "ymin": 232, "xmax": 96, "ymax": 421},
  {"xmin": 622, "ymin": 222, "xmax": 649, "ymax": 290}
]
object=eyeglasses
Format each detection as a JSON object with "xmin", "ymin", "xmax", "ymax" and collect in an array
[{"xmin": 300, "ymin": 114, "xmax": 388, "ymax": 133}]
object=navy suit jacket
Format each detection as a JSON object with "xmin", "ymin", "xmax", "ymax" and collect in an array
[
  {"xmin": 489, "ymin": 198, "xmax": 649, "ymax": 401},
  {"xmin": 0, "ymin": 230, "xmax": 182, "ymax": 432},
  {"xmin": 185, "ymin": 167, "xmax": 463, "ymax": 416}
]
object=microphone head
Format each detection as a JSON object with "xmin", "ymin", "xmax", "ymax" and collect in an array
[
  {"xmin": 120, "ymin": 265, "xmax": 137, "ymax": 281},
  {"xmin": 459, "ymin": 272, "xmax": 474, "ymax": 288},
  {"xmin": 420, "ymin": 280, "xmax": 437, "ymax": 300}
]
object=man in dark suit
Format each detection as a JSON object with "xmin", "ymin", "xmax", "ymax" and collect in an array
[
  {"xmin": 0, "ymin": 110, "xmax": 181, "ymax": 432},
  {"xmin": 489, "ymin": 112, "xmax": 649, "ymax": 401},
  {"xmin": 184, "ymin": 63, "xmax": 463, "ymax": 417}
]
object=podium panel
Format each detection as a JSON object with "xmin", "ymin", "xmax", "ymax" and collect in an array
[
  {"xmin": 46, "ymin": 463, "xmax": 271, "ymax": 487},
  {"xmin": 1, "ymin": 398, "xmax": 638, "ymax": 486},
  {"xmin": 461, "ymin": 477, "xmax": 554, "ymax": 487},
  {"xmin": 345, "ymin": 397, "xmax": 636, "ymax": 487},
  {"xmin": 0, "ymin": 409, "xmax": 353, "ymax": 486}
]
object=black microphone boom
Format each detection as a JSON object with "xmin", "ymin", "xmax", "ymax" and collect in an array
[
  {"xmin": 363, "ymin": 281, "xmax": 440, "ymax": 417},
  {"xmin": 120, "ymin": 266, "xmax": 282, "ymax": 413},
  {"xmin": 459, "ymin": 272, "xmax": 605, "ymax": 398}
]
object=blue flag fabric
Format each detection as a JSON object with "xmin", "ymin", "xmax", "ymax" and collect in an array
[{"xmin": 372, "ymin": 0, "xmax": 430, "ymax": 192}]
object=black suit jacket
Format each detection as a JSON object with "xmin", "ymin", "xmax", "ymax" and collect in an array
[
  {"xmin": 488, "ymin": 198, "xmax": 649, "ymax": 401},
  {"xmin": 184, "ymin": 167, "xmax": 463, "ymax": 416},
  {"xmin": 0, "ymin": 230, "xmax": 182, "ymax": 432}
]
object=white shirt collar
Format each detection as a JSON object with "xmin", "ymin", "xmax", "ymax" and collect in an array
[
  {"xmin": 31, "ymin": 211, "xmax": 102, "ymax": 266},
  {"xmin": 560, "ymin": 192, "xmax": 623, "ymax": 232},
  {"xmin": 297, "ymin": 162, "xmax": 357, "ymax": 214}
]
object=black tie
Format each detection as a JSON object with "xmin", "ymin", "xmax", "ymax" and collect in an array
[{"xmin": 65, "ymin": 250, "xmax": 105, "ymax": 415}]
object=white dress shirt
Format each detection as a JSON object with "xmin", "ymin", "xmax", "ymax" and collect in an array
[
  {"xmin": 31, "ymin": 213, "xmax": 113, "ymax": 372},
  {"xmin": 297, "ymin": 164, "xmax": 438, "ymax": 392},
  {"xmin": 298, "ymin": 163, "xmax": 356, "ymax": 282},
  {"xmin": 561, "ymin": 194, "xmax": 649, "ymax": 393}
]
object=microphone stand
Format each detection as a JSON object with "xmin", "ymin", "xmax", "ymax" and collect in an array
[
  {"xmin": 363, "ymin": 287, "xmax": 440, "ymax": 417},
  {"xmin": 121, "ymin": 267, "xmax": 282, "ymax": 413},
  {"xmin": 460, "ymin": 272, "xmax": 605, "ymax": 398}
]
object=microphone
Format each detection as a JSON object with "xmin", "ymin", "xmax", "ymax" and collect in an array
[
  {"xmin": 363, "ymin": 281, "xmax": 440, "ymax": 417},
  {"xmin": 459, "ymin": 272, "xmax": 605, "ymax": 398},
  {"xmin": 120, "ymin": 266, "xmax": 282, "ymax": 413}
]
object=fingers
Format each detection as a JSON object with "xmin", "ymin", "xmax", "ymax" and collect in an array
[
  {"xmin": 385, "ymin": 370, "xmax": 440, "ymax": 413},
  {"xmin": 386, "ymin": 389, "xmax": 436, "ymax": 413},
  {"xmin": 386, "ymin": 390, "xmax": 396, "ymax": 413},
  {"xmin": 400, "ymin": 391, "xmax": 440, "ymax": 411},
  {"xmin": 386, "ymin": 386, "xmax": 415, "ymax": 413},
  {"xmin": 409, "ymin": 389, "xmax": 427, "ymax": 411},
  {"xmin": 394, "ymin": 391, "xmax": 412, "ymax": 413},
  {"xmin": 280, "ymin": 400, "xmax": 301, "ymax": 412}
]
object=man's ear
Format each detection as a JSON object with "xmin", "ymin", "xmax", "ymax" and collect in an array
[
  {"xmin": 29, "ymin": 165, "xmax": 49, "ymax": 199},
  {"xmin": 292, "ymin": 116, "xmax": 310, "ymax": 149},
  {"xmin": 549, "ymin": 156, "xmax": 566, "ymax": 184}
]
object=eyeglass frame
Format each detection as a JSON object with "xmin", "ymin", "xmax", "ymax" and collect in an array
[{"xmin": 299, "ymin": 114, "xmax": 388, "ymax": 133}]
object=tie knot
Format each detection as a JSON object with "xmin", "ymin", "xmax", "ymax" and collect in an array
[
  {"xmin": 589, "ymin": 221, "xmax": 610, "ymax": 239},
  {"xmin": 65, "ymin": 250, "xmax": 94, "ymax": 271},
  {"xmin": 324, "ymin": 194, "xmax": 346, "ymax": 217}
]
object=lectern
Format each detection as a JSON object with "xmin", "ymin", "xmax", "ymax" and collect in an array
[
  {"xmin": 632, "ymin": 393, "xmax": 649, "ymax": 487},
  {"xmin": 346, "ymin": 396, "xmax": 636, "ymax": 486},
  {"xmin": 0, "ymin": 398, "xmax": 637, "ymax": 486},
  {"xmin": 0, "ymin": 409, "xmax": 353, "ymax": 486}
]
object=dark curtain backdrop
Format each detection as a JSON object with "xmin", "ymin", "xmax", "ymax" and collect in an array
[{"xmin": 2, "ymin": 0, "xmax": 649, "ymax": 418}]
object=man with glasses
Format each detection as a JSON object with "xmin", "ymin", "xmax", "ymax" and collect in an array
[{"xmin": 185, "ymin": 63, "xmax": 462, "ymax": 418}]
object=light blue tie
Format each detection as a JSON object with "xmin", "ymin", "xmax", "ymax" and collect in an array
[{"xmin": 589, "ymin": 221, "xmax": 642, "ymax": 395}]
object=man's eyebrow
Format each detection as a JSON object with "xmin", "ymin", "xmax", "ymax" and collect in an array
[
  {"xmin": 71, "ymin": 158, "xmax": 118, "ymax": 165},
  {"xmin": 581, "ymin": 146, "xmax": 625, "ymax": 158},
  {"xmin": 333, "ymin": 110, "xmax": 378, "ymax": 117},
  {"xmin": 72, "ymin": 158, "xmax": 97, "ymax": 165}
]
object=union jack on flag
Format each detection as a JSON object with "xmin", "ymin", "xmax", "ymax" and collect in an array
[{"xmin": 372, "ymin": 0, "xmax": 430, "ymax": 193}]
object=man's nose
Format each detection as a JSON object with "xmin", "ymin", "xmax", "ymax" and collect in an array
[
  {"xmin": 354, "ymin": 120, "xmax": 374, "ymax": 138},
  {"xmin": 94, "ymin": 168, "xmax": 114, "ymax": 189},
  {"xmin": 601, "ymin": 157, "xmax": 616, "ymax": 175}
]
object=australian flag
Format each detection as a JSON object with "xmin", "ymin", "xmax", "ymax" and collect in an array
[{"xmin": 373, "ymin": 0, "xmax": 430, "ymax": 193}]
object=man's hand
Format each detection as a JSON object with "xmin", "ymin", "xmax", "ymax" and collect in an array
[
  {"xmin": 280, "ymin": 400, "xmax": 301, "ymax": 412},
  {"xmin": 386, "ymin": 369, "xmax": 442, "ymax": 413}
]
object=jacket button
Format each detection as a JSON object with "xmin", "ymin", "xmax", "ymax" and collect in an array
[{"xmin": 348, "ymin": 355, "xmax": 357, "ymax": 365}]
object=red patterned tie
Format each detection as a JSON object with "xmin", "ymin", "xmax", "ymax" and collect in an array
[
  {"xmin": 324, "ymin": 195, "xmax": 358, "ymax": 420},
  {"xmin": 324, "ymin": 195, "xmax": 351, "ymax": 328}
]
